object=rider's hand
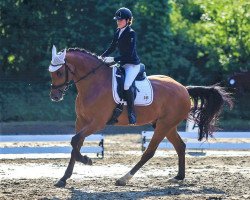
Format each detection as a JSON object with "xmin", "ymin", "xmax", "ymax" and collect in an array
[{"xmin": 103, "ymin": 57, "xmax": 114, "ymax": 63}]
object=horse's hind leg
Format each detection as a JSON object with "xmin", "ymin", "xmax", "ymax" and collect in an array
[
  {"xmin": 116, "ymin": 120, "xmax": 174, "ymax": 186},
  {"xmin": 166, "ymin": 128, "xmax": 186, "ymax": 181}
]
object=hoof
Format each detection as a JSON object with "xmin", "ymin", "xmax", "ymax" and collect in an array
[
  {"xmin": 174, "ymin": 175, "xmax": 185, "ymax": 180},
  {"xmin": 54, "ymin": 180, "xmax": 66, "ymax": 188},
  {"xmin": 115, "ymin": 179, "xmax": 127, "ymax": 186},
  {"xmin": 83, "ymin": 155, "xmax": 93, "ymax": 165},
  {"xmin": 76, "ymin": 155, "xmax": 93, "ymax": 165}
]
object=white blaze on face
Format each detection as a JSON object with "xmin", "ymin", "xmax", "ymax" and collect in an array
[{"xmin": 48, "ymin": 45, "xmax": 66, "ymax": 72}]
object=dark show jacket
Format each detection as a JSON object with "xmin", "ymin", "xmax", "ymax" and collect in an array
[{"xmin": 101, "ymin": 26, "xmax": 140, "ymax": 65}]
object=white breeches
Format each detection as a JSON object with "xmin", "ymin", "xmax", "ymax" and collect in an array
[{"xmin": 122, "ymin": 64, "xmax": 140, "ymax": 90}]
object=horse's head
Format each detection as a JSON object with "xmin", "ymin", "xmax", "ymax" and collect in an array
[{"xmin": 48, "ymin": 45, "xmax": 75, "ymax": 102}]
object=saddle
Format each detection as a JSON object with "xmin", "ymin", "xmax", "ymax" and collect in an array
[
  {"xmin": 116, "ymin": 63, "xmax": 146, "ymax": 101},
  {"xmin": 107, "ymin": 63, "xmax": 153, "ymax": 125}
]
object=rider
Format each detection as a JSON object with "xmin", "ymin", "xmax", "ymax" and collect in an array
[{"xmin": 101, "ymin": 7, "xmax": 140, "ymax": 125}]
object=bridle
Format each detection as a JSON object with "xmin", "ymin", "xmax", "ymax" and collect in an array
[{"xmin": 51, "ymin": 60, "xmax": 105, "ymax": 92}]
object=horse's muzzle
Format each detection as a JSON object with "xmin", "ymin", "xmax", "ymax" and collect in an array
[{"xmin": 50, "ymin": 89, "xmax": 64, "ymax": 102}]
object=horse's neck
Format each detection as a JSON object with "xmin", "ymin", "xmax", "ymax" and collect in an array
[{"xmin": 73, "ymin": 54, "xmax": 112, "ymax": 98}]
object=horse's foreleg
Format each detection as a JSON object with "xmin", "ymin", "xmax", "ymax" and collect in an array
[
  {"xmin": 116, "ymin": 122, "xmax": 170, "ymax": 186},
  {"xmin": 54, "ymin": 138, "xmax": 84, "ymax": 187},
  {"xmin": 166, "ymin": 128, "xmax": 186, "ymax": 182},
  {"xmin": 71, "ymin": 120, "xmax": 105, "ymax": 165},
  {"xmin": 71, "ymin": 133, "xmax": 93, "ymax": 165},
  {"xmin": 54, "ymin": 150, "xmax": 76, "ymax": 187}
]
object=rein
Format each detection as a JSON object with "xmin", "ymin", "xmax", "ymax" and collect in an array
[{"xmin": 51, "ymin": 60, "xmax": 105, "ymax": 91}]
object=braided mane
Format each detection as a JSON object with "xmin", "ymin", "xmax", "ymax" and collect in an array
[{"xmin": 67, "ymin": 47, "xmax": 100, "ymax": 58}]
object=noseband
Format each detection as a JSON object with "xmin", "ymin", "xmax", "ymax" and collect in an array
[{"xmin": 51, "ymin": 60, "xmax": 104, "ymax": 92}]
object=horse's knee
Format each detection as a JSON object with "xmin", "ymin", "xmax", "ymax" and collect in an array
[{"xmin": 71, "ymin": 134, "xmax": 80, "ymax": 147}]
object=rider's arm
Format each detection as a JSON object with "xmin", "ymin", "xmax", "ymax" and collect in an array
[
  {"xmin": 101, "ymin": 30, "xmax": 118, "ymax": 57},
  {"xmin": 127, "ymin": 31, "xmax": 136, "ymax": 57}
]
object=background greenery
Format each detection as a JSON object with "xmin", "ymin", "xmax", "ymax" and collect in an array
[{"xmin": 0, "ymin": 0, "xmax": 249, "ymax": 129}]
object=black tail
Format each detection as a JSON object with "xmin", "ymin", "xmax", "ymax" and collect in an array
[{"xmin": 186, "ymin": 85, "xmax": 233, "ymax": 141}]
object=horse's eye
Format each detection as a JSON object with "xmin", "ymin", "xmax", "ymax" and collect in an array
[{"xmin": 57, "ymin": 71, "xmax": 63, "ymax": 77}]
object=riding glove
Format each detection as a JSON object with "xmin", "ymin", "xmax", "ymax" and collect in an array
[{"xmin": 103, "ymin": 57, "xmax": 115, "ymax": 63}]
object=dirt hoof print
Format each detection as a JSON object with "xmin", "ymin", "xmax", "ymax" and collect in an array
[{"xmin": 168, "ymin": 178, "xmax": 184, "ymax": 184}]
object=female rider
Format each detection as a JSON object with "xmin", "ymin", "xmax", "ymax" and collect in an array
[{"xmin": 101, "ymin": 7, "xmax": 140, "ymax": 125}]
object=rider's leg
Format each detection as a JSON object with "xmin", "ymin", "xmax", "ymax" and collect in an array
[
  {"xmin": 124, "ymin": 87, "xmax": 136, "ymax": 124},
  {"xmin": 123, "ymin": 64, "xmax": 140, "ymax": 90},
  {"xmin": 122, "ymin": 64, "xmax": 140, "ymax": 125}
]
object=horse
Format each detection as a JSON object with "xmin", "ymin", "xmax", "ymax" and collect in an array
[{"xmin": 49, "ymin": 47, "xmax": 233, "ymax": 188}]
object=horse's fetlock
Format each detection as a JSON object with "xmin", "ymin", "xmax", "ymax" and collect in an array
[{"xmin": 175, "ymin": 174, "xmax": 185, "ymax": 180}]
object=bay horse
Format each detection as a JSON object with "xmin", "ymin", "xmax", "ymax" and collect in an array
[{"xmin": 49, "ymin": 47, "xmax": 233, "ymax": 187}]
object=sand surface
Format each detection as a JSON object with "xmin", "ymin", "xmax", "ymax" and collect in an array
[{"xmin": 1, "ymin": 134, "xmax": 250, "ymax": 200}]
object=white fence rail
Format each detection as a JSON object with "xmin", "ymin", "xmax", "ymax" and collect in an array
[
  {"xmin": 142, "ymin": 131, "xmax": 250, "ymax": 151},
  {"xmin": 0, "ymin": 134, "xmax": 104, "ymax": 158}
]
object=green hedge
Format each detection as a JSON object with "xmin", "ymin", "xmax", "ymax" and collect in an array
[
  {"xmin": 0, "ymin": 82, "xmax": 76, "ymax": 121},
  {"xmin": 1, "ymin": 0, "xmax": 249, "ymax": 84},
  {"xmin": 1, "ymin": 0, "xmax": 249, "ymax": 129},
  {"xmin": 1, "ymin": 83, "xmax": 249, "ymax": 130}
]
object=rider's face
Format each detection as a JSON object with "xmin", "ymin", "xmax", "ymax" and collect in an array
[{"xmin": 117, "ymin": 19, "xmax": 127, "ymax": 28}]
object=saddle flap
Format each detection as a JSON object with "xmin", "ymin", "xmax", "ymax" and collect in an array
[{"xmin": 112, "ymin": 67, "xmax": 153, "ymax": 106}]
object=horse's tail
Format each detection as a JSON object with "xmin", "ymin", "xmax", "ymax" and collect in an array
[{"xmin": 186, "ymin": 85, "xmax": 233, "ymax": 141}]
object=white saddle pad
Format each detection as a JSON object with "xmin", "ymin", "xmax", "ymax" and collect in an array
[{"xmin": 112, "ymin": 67, "xmax": 153, "ymax": 106}]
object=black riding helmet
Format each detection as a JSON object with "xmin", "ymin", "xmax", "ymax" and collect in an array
[{"xmin": 113, "ymin": 7, "xmax": 132, "ymax": 20}]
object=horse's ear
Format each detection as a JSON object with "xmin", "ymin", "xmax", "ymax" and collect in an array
[
  {"xmin": 58, "ymin": 48, "xmax": 66, "ymax": 61},
  {"xmin": 52, "ymin": 45, "xmax": 57, "ymax": 58}
]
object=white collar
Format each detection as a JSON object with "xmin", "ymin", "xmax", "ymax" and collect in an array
[{"xmin": 120, "ymin": 26, "xmax": 127, "ymax": 32}]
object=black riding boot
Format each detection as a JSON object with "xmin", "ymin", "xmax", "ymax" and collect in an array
[{"xmin": 125, "ymin": 87, "xmax": 136, "ymax": 125}]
